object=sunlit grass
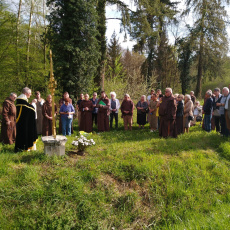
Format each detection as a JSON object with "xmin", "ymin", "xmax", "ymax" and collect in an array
[{"xmin": 0, "ymin": 117, "xmax": 230, "ymax": 229}]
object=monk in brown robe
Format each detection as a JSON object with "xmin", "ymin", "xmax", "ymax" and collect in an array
[
  {"xmin": 96, "ymin": 91, "xmax": 110, "ymax": 132},
  {"xmin": 1, "ymin": 93, "xmax": 17, "ymax": 144},
  {"xmin": 159, "ymin": 88, "xmax": 177, "ymax": 138},
  {"xmin": 42, "ymin": 95, "xmax": 57, "ymax": 136},
  {"xmin": 79, "ymin": 94, "xmax": 93, "ymax": 133},
  {"xmin": 58, "ymin": 92, "xmax": 73, "ymax": 134}
]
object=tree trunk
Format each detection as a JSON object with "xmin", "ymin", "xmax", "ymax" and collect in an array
[
  {"xmin": 195, "ymin": 0, "xmax": 205, "ymax": 98},
  {"xmin": 43, "ymin": 0, "xmax": 46, "ymax": 70},
  {"xmin": 16, "ymin": 0, "xmax": 22, "ymax": 76},
  {"xmin": 26, "ymin": 0, "xmax": 34, "ymax": 83},
  {"xmin": 96, "ymin": 0, "xmax": 107, "ymax": 88}
]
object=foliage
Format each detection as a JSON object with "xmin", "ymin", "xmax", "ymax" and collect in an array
[
  {"xmin": 0, "ymin": 0, "xmax": 49, "ymax": 102},
  {"xmin": 184, "ymin": 0, "xmax": 229, "ymax": 97},
  {"xmin": 106, "ymin": 31, "xmax": 125, "ymax": 79},
  {"xmin": 177, "ymin": 36, "xmax": 193, "ymax": 95},
  {"xmin": 95, "ymin": 0, "xmax": 130, "ymax": 88},
  {"xmin": 130, "ymin": 0, "xmax": 178, "ymax": 89},
  {"xmin": 46, "ymin": 0, "xmax": 100, "ymax": 101}
]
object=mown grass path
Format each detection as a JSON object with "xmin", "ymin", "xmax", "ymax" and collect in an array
[{"xmin": 0, "ymin": 121, "xmax": 230, "ymax": 229}]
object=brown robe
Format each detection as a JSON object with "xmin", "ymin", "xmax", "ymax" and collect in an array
[
  {"xmin": 149, "ymin": 100, "xmax": 158, "ymax": 130},
  {"xmin": 42, "ymin": 101, "xmax": 57, "ymax": 136},
  {"xmin": 79, "ymin": 100, "xmax": 93, "ymax": 133},
  {"xmin": 1, "ymin": 97, "xmax": 16, "ymax": 144},
  {"xmin": 96, "ymin": 98, "xmax": 110, "ymax": 132},
  {"xmin": 159, "ymin": 95, "xmax": 177, "ymax": 138},
  {"xmin": 58, "ymin": 97, "xmax": 73, "ymax": 134},
  {"xmin": 120, "ymin": 100, "xmax": 134, "ymax": 116},
  {"xmin": 36, "ymin": 98, "xmax": 45, "ymax": 134}
]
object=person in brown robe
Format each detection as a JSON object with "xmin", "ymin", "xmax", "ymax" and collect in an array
[
  {"xmin": 42, "ymin": 95, "xmax": 57, "ymax": 136},
  {"xmin": 120, "ymin": 94, "xmax": 134, "ymax": 131},
  {"xmin": 96, "ymin": 91, "xmax": 110, "ymax": 132},
  {"xmin": 159, "ymin": 88, "xmax": 177, "ymax": 138},
  {"xmin": 79, "ymin": 94, "xmax": 93, "ymax": 133},
  {"xmin": 149, "ymin": 94, "xmax": 158, "ymax": 131},
  {"xmin": 1, "ymin": 93, "xmax": 17, "ymax": 144},
  {"xmin": 58, "ymin": 92, "xmax": 73, "ymax": 134}
]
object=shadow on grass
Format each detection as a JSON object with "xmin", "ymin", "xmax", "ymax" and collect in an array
[
  {"xmin": 17, "ymin": 152, "xmax": 46, "ymax": 164},
  {"xmin": 218, "ymin": 142, "xmax": 230, "ymax": 161},
  {"xmin": 0, "ymin": 144, "xmax": 15, "ymax": 154}
]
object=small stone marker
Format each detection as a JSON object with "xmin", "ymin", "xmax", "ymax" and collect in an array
[{"xmin": 42, "ymin": 135, "xmax": 67, "ymax": 156}]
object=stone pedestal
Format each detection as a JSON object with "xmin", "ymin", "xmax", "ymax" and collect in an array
[{"xmin": 41, "ymin": 135, "xmax": 67, "ymax": 156}]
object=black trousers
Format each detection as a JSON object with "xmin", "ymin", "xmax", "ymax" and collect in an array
[
  {"xmin": 214, "ymin": 116, "xmax": 220, "ymax": 132},
  {"xmin": 110, "ymin": 112, "xmax": 118, "ymax": 128},
  {"xmin": 220, "ymin": 114, "xmax": 229, "ymax": 137},
  {"xmin": 92, "ymin": 113, "xmax": 97, "ymax": 125}
]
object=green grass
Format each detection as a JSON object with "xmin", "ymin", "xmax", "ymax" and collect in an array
[{"xmin": 0, "ymin": 117, "xmax": 230, "ymax": 229}]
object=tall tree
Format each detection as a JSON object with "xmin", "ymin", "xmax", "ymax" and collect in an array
[
  {"xmin": 46, "ymin": 0, "xmax": 100, "ymax": 100},
  {"xmin": 107, "ymin": 31, "xmax": 124, "ymax": 79},
  {"xmin": 130, "ymin": 0, "xmax": 178, "ymax": 88},
  {"xmin": 177, "ymin": 36, "xmax": 193, "ymax": 95},
  {"xmin": 95, "ymin": 0, "xmax": 130, "ymax": 88},
  {"xmin": 184, "ymin": 0, "xmax": 229, "ymax": 97}
]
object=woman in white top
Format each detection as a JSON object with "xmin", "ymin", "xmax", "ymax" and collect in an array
[{"xmin": 109, "ymin": 92, "xmax": 120, "ymax": 129}]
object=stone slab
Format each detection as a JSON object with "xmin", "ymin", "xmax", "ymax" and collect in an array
[{"xmin": 41, "ymin": 135, "xmax": 67, "ymax": 156}]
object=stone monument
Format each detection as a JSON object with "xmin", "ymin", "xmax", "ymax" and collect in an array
[{"xmin": 41, "ymin": 50, "xmax": 67, "ymax": 156}]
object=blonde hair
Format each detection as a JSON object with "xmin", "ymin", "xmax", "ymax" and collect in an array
[{"xmin": 174, "ymin": 93, "xmax": 179, "ymax": 98}]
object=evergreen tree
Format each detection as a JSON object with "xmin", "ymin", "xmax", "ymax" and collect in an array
[
  {"xmin": 184, "ymin": 0, "xmax": 229, "ymax": 97},
  {"xmin": 46, "ymin": 0, "xmax": 100, "ymax": 100},
  {"xmin": 95, "ymin": 0, "xmax": 130, "ymax": 88},
  {"xmin": 107, "ymin": 31, "xmax": 124, "ymax": 79},
  {"xmin": 130, "ymin": 0, "xmax": 178, "ymax": 88},
  {"xmin": 177, "ymin": 36, "xmax": 193, "ymax": 95}
]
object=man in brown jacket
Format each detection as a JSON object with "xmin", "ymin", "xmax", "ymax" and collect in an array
[{"xmin": 159, "ymin": 88, "xmax": 177, "ymax": 138}]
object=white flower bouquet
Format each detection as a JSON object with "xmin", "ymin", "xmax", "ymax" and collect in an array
[{"xmin": 72, "ymin": 134, "xmax": 95, "ymax": 152}]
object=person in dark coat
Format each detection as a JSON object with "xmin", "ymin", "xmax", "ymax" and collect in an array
[
  {"xmin": 136, "ymin": 95, "xmax": 148, "ymax": 129},
  {"xmin": 176, "ymin": 94, "xmax": 184, "ymax": 135},
  {"xmin": 1, "ymin": 93, "xmax": 17, "ymax": 144},
  {"xmin": 90, "ymin": 92, "xmax": 98, "ymax": 125},
  {"xmin": 96, "ymin": 91, "xmax": 110, "ymax": 132},
  {"xmin": 159, "ymin": 88, "xmax": 177, "ymax": 138},
  {"xmin": 79, "ymin": 94, "xmax": 93, "ymax": 133},
  {"xmin": 15, "ymin": 87, "xmax": 38, "ymax": 152},
  {"xmin": 203, "ymin": 91, "xmax": 213, "ymax": 132},
  {"xmin": 42, "ymin": 95, "xmax": 57, "ymax": 136}
]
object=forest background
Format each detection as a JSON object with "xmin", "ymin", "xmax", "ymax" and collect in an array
[{"xmin": 1, "ymin": 0, "xmax": 230, "ymax": 103}]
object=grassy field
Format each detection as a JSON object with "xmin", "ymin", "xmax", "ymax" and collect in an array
[{"xmin": 0, "ymin": 117, "xmax": 230, "ymax": 229}]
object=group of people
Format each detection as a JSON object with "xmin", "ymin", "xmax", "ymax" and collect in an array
[{"xmin": 2, "ymin": 85, "xmax": 230, "ymax": 152}]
